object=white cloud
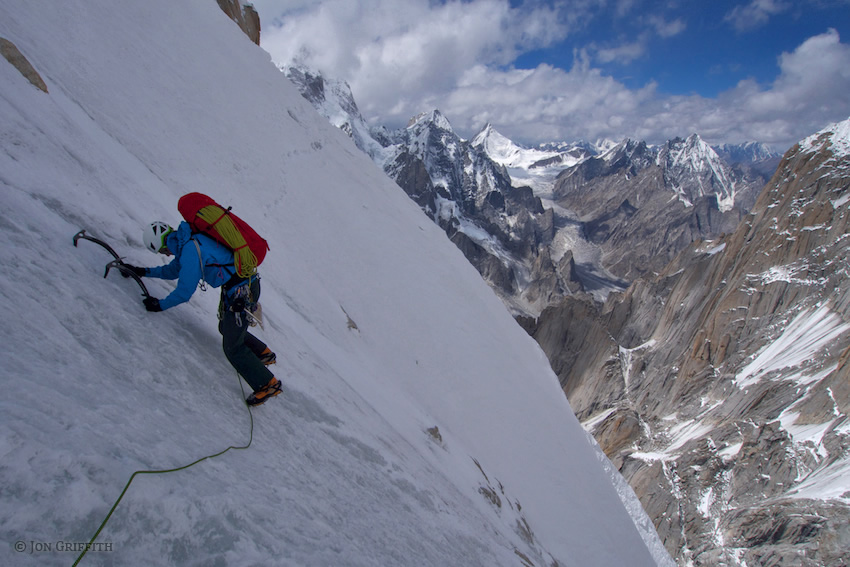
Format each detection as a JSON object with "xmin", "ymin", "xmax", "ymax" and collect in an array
[
  {"xmin": 647, "ymin": 15, "xmax": 686, "ymax": 38},
  {"xmin": 435, "ymin": 58, "xmax": 658, "ymax": 144},
  {"xmin": 583, "ymin": 14, "xmax": 685, "ymax": 67},
  {"xmin": 592, "ymin": 38, "xmax": 648, "ymax": 64},
  {"xmin": 442, "ymin": 29, "xmax": 850, "ymax": 150},
  {"xmin": 260, "ymin": 0, "xmax": 574, "ymax": 125},
  {"xmin": 258, "ymin": 1, "xmax": 850, "ymax": 151},
  {"xmin": 724, "ymin": 0, "xmax": 791, "ymax": 32},
  {"xmin": 637, "ymin": 29, "xmax": 850, "ymax": 148},
  {"xmin": 260, "ymin": 0, "xmax": 568, "ymax": 80}
]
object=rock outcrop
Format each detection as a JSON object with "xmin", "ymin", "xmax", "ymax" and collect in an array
[
  {"xmin": 1, "ymin": 37, "xmax": 47, "ymax": 93},
  {"xmin": 216, "ymin": 0, "xmax": 260, "ymax": 45},
  {"xmin": 553, "ymin": 136, "xmax": 767, "ymax": 281}
]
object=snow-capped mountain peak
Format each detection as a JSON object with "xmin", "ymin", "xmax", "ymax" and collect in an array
[
  {"xmin": 469, "ymin": 121, "xmax": 499, "ymax": 146},
  {"xmin": 799, "ymin": 115, "xmax": 850, "ymax": 160},
  {"xmin": 281, "ymin": 63, "xmax": 391, "ymax": 162},
  {"xmin": 599, "ymin": 138, "xmax": 650, "ymax": 163},
  {"xmin": 657, "ymin": 133, "xmax": 737, "ymax": 211},
  {"xmin": 471, "ymin": 123, "xmax": 585, "ymax": 170},
  {"xmin": 408, "ymin": 108, "xmax": 454, "ymax": 132},
  {"xmin": 713, "ymin": 141, "xmax": 780, "ymax": 164},
  {"xmin": 658, "ymin": 133, "xmax": 718, "ymax": 171},
  {"xmin": 470, "ymin": 122, "xmax": 530, "ymax": 165}
]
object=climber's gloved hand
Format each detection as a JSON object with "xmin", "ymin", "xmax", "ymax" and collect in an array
[
  {"xmin": 121, "ymin": 264, "xmax": 147, "ymax": 278},
  {"xmin": 143, "ymin": 296, "xmax": 162, "ymax": 312}
]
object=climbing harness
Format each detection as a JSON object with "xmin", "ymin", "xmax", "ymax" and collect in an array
[{"xmin": 219, "ymin": 274, "xmax": 263, "ymax": 329}]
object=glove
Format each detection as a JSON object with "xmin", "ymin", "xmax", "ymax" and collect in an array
[
  {"xmin": 143, "ymin": 296, "xmax": 162, "ymax": 312},
  {"xmin": 122, "ymin": 264, "xmax": 147, "ymax": 278}
]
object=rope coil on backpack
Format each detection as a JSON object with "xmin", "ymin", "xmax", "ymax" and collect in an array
[{"xmin": 196, "ymin": 205, "xmax": 259, "ymax": 278}]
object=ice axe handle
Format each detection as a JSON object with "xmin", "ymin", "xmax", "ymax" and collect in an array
[{"xmin": 104, "ymin": 259, "xmax": 150, "ymax": 298}]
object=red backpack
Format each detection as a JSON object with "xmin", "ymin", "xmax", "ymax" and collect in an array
[{"xmin": 177, "ymin": 192, "xmax": 269, "ymax": 278}]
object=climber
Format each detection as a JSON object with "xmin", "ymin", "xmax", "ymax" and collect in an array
[{"xmin": 125, "ymin": 220, "xmax": 281, "ymax": 406}]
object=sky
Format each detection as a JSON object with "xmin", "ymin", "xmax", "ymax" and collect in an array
[{"xmin": 254, "ymin": 0, "xmax": 850, "ymax": 151}]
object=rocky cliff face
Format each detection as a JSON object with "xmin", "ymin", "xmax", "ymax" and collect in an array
[
  {"xmin": 216, "ymin": 0, "xmax": 260, "ymax": 45},
  {"xmin": 525, "ymin": 119, "xmax": 850, "ymax": 565},
  {"xmin": 553, "ymin": 135, "xmax": 768, "ymax": 281},
  {"xmin": 380, "ymin": 111, "xmax": 577, "ymax": 315}
]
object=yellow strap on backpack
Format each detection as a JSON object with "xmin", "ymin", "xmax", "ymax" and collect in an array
[{"xmin": 196, "ymin": 205, "xmax": 259, "ymax": 278}]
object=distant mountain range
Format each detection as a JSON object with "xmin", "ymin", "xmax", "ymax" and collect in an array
[{"xmin": 282, "ymin": 63, "xmax": 780, "ymax": 316}]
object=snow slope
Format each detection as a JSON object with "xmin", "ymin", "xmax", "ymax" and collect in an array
[{"xmin": 0, "ymin": 1, "xmax": 669, "ymax": 566}]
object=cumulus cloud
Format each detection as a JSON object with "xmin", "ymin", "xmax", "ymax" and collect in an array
[
  {"xmin": 635, "ymin": 29, "xmax": 850, "ymax": 148},
  {"xmin": 450, "ymin": 28, "xmax": 850, "ymax": 150},
  {"xmin": 260, "ymin": 0, "xmax": 571, "ymax": 98},
  {"xmin": 591, "ymin": 39, "xmax": 647, "ymax": 65},
  {"xmin": 583, "ymin": 12, "xmax": 687, "ymax": 65},
  {"xmin": 257, "ymin": 0, "xmax": 850, "ymax": 151},
  {"xmin": 586, "ymin": 15, "xmax": 685, "ymax": 67},
  {"xmin": 259, "ymin": 0, "xmax": 589, "ymax": 132},
  {"xmin": 440, "ymin": 60, "xmax": 657, "ymax": 144}
]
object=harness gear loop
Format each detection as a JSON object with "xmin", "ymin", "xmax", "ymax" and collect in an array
[{"xmin": 218, "ymin": 275, "xmax": 263, "ymax": 329}]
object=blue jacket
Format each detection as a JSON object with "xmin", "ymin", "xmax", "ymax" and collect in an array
[{"xmin": 146, "ymin": 221, "xmax": 236, "ymax": 310}]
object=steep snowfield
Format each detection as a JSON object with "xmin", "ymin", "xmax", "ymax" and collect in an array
[
  {"xmin": 0, "ymin": 1, "xmax": 668, "ymax": 566},
  {"xmin": 736, "ymin": 305, "xmax": 850, "ymax": 389}
]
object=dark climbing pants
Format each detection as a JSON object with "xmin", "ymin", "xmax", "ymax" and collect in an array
[{"xmin": 219, "ymin": 279, "xmax": 273, "ymax": 392}]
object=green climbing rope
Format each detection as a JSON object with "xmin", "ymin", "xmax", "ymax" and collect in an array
[{"xmin": 72, "ymin": 374, "xmax": 254, "ymax": 567}]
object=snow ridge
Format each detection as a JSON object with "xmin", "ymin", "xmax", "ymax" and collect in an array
[{"xmin": 799, "ymin": 116, "xmax": 850, "ymax": 162}]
